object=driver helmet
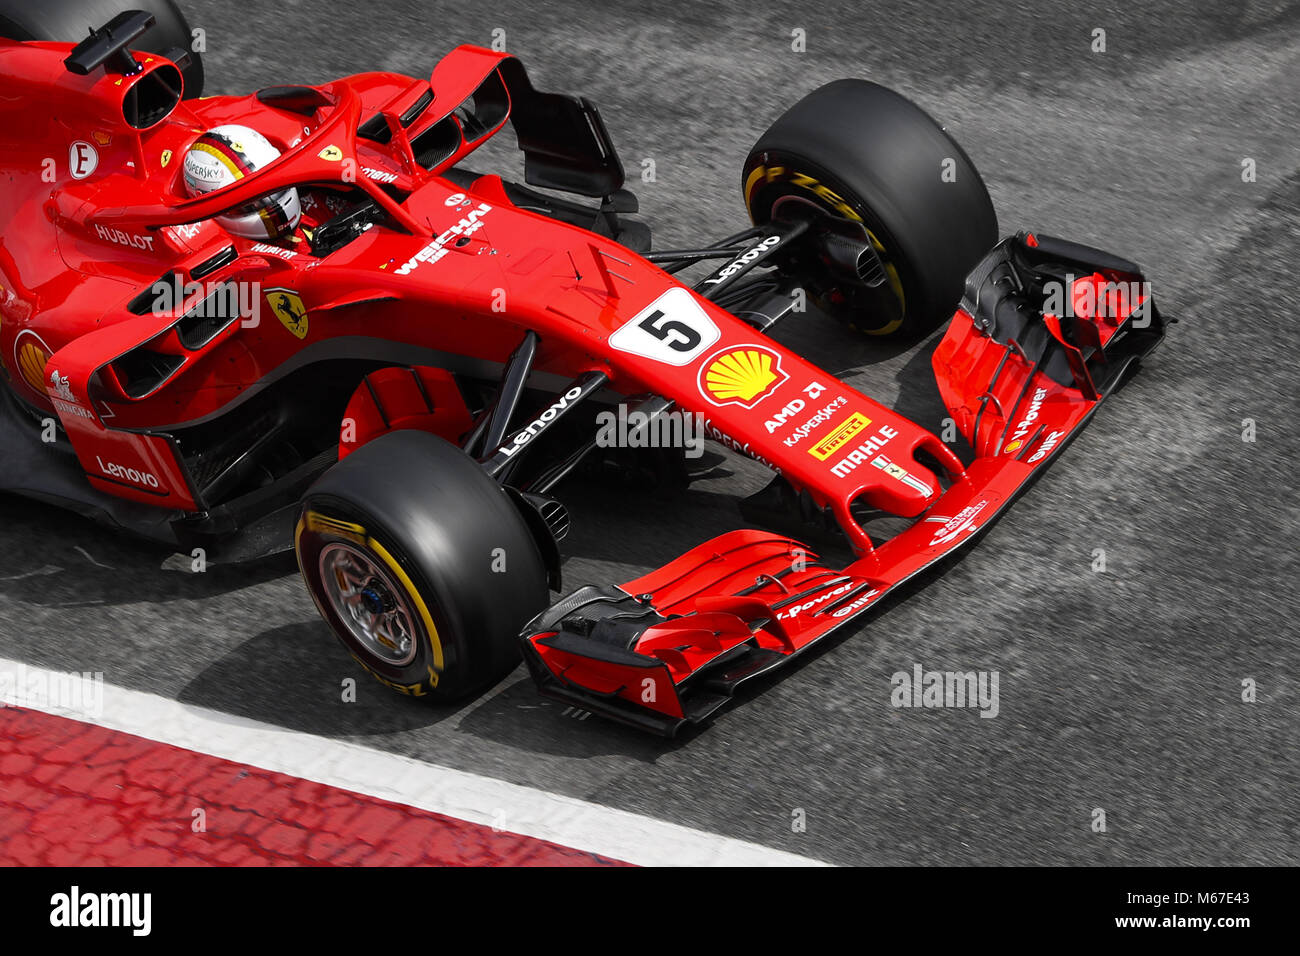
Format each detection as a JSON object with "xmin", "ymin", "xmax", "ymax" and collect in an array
[{"xmin": 182, "ymin": 125, "xmax": 301, "ymax": 240}]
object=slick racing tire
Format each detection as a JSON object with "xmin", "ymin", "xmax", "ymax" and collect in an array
[
  {"xmin": 0, "ymin": 0, "xmax": 205, "ymax": 99},
  {"xmin": 296, "ymin": 430, "xmax": 551, "ymax": 702},
  {"xmin": 743, "ymin": 79, "xmax": 997, "ymax": 338}
]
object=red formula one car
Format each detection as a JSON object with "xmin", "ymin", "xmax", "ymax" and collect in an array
[{"xmin": 0, "ymin": 3, "xmax": 1167, "ymax": 734}]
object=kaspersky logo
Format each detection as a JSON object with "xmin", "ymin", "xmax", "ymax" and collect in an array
[{"xmin": 697, "ymin": 344, "xmax": 788, "ymax": 408}]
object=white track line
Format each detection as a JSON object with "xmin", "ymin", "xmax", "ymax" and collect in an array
[{"xmin": 0, "ymin": 657, "xmax": 829, "ymax": 867}]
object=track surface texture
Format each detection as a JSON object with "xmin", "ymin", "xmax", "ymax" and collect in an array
[{"xmin": 1, "ymin": 0, "xmax": 1297, "ymax": 866}]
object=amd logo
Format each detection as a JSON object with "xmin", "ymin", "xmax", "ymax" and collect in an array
[{"xmin": 764, "ymin": 398, "xmax": 805, "ymax": 433}]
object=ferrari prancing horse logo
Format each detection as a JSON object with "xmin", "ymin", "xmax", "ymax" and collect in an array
[{"xmin": 268, "ymin": 288, "xmax": 309, "ymax": 340}]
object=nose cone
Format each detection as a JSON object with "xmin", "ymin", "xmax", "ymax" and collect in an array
[
  {"xmin": 828, "ymin": 426, "xmax": 955, "ymax": 519},
  {"xmin": 848, "ymin": 450, "xmax": 943, "ymax": 518}
]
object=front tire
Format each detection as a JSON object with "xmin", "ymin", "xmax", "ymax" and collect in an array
[
  {"xmin": 296, "ymin": 430, "xmax": 550, "ymax": 701},
  {"xmin": 744, "ymin": 79, "xmax": 997, "ymax": 338}
]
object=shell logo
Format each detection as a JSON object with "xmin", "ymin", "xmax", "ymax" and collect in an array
[
  {"xmin": 14, "ymin": 332, "xmax": 52, "ymax": 395},
  {"xmin": 698, "ymin": 345, "xmax": 789, "ymax": 408}
]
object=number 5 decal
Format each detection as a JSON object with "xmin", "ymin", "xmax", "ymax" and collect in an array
[
  {"xmin": 610, "ymin": 288, "xmax": 720, "ymax": 366},
  {"xmin": 638, "ymin": 309, "xmax": 701, "ymax": 352}
]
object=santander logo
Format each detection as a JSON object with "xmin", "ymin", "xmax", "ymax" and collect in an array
[{"xmin": 928, "ymin": 499, "xmax": 990, "ymax": 547}]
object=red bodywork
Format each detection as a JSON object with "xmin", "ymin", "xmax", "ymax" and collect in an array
[
  {"xmin": 522, "ymin": 275, "xmax": 1158, "ymax": 733},
  {"xmin": 1, "ymin": 41, "xmax": 623, "ymax": 512},
  {"xmin": 0, "ymin": 37, "xmax": 1166, "ymax": 733}
]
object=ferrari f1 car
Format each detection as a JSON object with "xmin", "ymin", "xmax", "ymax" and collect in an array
[{"xmin": 0, "ymin": 2, "xmax": 1167, "ymax": 734}]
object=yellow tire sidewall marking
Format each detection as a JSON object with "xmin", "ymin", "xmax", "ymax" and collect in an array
[
  {"xmin": 297, "ymin": 511, "xmax": 445, "ymax": 681},
  {"xmin": 745, "ymin": 164, "xmax": 907, "ymax": 334},
  {"xmin": 364, "ymin": 536, "xmax": 444, "ymax": 676}
]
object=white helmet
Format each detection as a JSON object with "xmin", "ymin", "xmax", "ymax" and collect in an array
[{"xmin": 182, "ymin": 125, "xmax": 301, "ymax": 240}]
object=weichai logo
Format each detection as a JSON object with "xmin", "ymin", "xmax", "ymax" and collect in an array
[
  {"xmin": 809, "ymin": 412, "xmax": 871, "ymax": 461},
  {"xmin": 697, "ymin": 345, "xmax": 788, "ymax": 408},
  {"xmin": 393, "ymin": 203, "xmax": 492, "ymax": 277}
]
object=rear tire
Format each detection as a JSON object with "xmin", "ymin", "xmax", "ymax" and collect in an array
[
  {"xmin": 0, "ymin": 0, "xmax": 204, "ymax": 99},
  {"xmin": 296, "ymin": 430, "xmax": 550, "ymax": 702},
  {"xmin": 744, "ymin": 79, "xmax": 997, "ymax": 338}
]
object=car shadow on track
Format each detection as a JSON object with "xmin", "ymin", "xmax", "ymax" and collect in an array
[
  {"xmin": 177, "ymin": 619, "xmax": 684, "ymax": 760},
  {"xmin": 450, "ymin": 674, "xmax": 687, "ymax": 760},
  {"xmin": 0, "ymin": 495, "xmax": 296, "ymax": 609},
  {"xmin": 768, "ymin": 303, "xmax": 923, "ymax": 374},
  {"xmin": 447, "ymin": 546, "xmax": 973, "ymax": 754},
  {"xmin": 174, "ymin": 620, "xmax": 468, "ymax": 735}
]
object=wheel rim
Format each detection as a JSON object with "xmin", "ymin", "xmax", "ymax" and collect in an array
[
  {"xmin": 745, "ymin": 164, "xmax": 908, "ymax": 333},
  {"xmin": 318, "ymin": 541, "xmax": 420, "ymax": 666}
]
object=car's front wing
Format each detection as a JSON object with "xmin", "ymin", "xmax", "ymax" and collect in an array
[{"xmin": 520, "ymin": 232, "xmax": 1169, "ymax": 734}]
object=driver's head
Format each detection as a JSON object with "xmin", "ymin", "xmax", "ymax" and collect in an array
[{"xmin": 182, "ymin": 124, "xmax": 301, "ymax": 241}]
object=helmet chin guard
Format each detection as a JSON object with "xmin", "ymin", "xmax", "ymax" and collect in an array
[{"xmin": 183, "ymin": 124, "xmax": 301, "ymax": 240}]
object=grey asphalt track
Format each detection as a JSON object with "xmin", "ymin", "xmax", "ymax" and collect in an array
[{"xmin": 1, "ymin": 0, "xmax": 1298, "ymax": 865}]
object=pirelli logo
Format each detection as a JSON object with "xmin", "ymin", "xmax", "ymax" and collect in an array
[
  {"xmin": 304, "ymin": 512, "xmax": 367, "ymax": 545},
  {"xmin": 809, "ymin": 413, "xmax": 871, "ymax": 461}
]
